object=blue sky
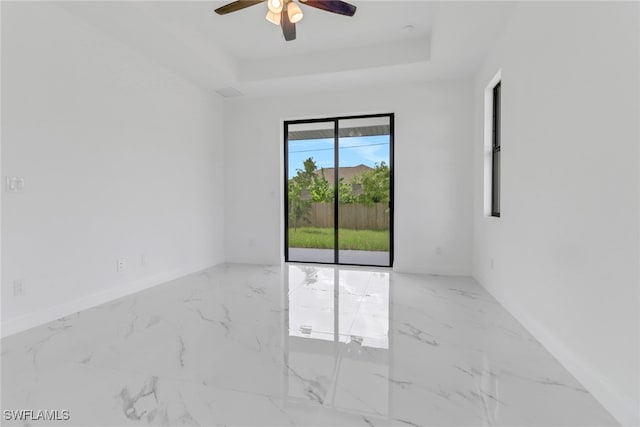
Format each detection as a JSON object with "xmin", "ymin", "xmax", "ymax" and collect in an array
[{"xmin": 288, "ymin": 135, "xmax": 390, "ymax": 179}]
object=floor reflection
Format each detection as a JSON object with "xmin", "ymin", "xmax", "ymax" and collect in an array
[{"xmin": 284, "ymin": 264, "xmax": 391, "ymax": 418}]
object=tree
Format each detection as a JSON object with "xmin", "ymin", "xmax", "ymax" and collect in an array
[
  {"xmin": 338, "ymin": 178, "xmax": 356, "ymax": 204},
  {"xmin": 288, "ymin": 157, "xmax": 331, "ymax": 229},
  {"xmin": 310, "ymin": 168, "xmax": 333, "ymax": 202},
  {"xmin": 288, "ymin": 178, "xmax": 311, "ymax": 230},
  {"xmin": 354, "ymin": 162, "xmax": 390, "ymax": 205}
]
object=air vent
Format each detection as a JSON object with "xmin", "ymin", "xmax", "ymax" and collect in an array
[{"xmin": 215, "ymin": 87, "xmax": 244, "ymax": 98}]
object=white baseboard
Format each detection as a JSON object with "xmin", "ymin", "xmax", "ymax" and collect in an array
[
  {"xmin": 474, "ymin": 276, "xmax": 639, "ymax": 427},
  {"xmin": 1, "ymin": 265, "xmax": 211, "ymax": 339}
]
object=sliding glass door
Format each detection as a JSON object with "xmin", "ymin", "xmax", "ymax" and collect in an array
[
  {"xmin": 285, "ymin": 114, "xmax": 394, "ymax": 267},
  {"xmin": 286, "ymin": 120, "xmax": 336, "ymax": 264}
]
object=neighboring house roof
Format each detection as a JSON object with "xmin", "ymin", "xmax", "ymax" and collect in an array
[{"xmin": 316, "ymin": 164, "xmax": 372, "ymax": 184}]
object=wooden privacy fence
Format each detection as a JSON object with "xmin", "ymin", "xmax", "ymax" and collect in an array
[{"xmin": 308, "ymin": 203, "xmax": 389, "ymax": 230}]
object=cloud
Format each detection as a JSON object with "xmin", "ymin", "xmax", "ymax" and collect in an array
[{"xmin": 339, "ymin": 136, "xmax": 390, "ymax": 166}]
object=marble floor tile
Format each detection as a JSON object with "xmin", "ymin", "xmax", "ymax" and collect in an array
[{"xmin": 1, "ymin": 263, "xmax": 619, "ymax": 426}]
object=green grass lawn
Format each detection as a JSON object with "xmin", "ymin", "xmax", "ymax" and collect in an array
[{"xmin": 288, "ymin": 227, "xmax": 389, "ymax": 252}]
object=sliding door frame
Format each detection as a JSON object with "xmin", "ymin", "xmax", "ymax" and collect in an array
[{"xmin": 284, "ymin": 113, "xmax": 395, "ymax": 267}]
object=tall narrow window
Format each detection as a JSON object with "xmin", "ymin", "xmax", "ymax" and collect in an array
[{"xmin": 491, "ymin": 81, "xmax": 501, "ymax": 217}]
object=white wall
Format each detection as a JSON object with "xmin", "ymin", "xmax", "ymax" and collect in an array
[
  {"xmin": 1, "ymin": 3, "xmax": 225, "ymax": 335},
  {"xmin": 472, "ymin": 2, "xmax": 640, "ymax": 425},
  {"xmin": 223, "ymin": 80, "xmax": 474, "ymax": 275}
]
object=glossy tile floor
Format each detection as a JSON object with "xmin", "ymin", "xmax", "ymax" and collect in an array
[{"xmin": 1, "ymin": 264, "xmax": 618, "ymax": 426}]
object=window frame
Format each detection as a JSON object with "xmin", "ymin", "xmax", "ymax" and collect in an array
[
  {"xmin": 283, "ymin": 113, "xmax": 395, "ymax": 267},
  {"xmin": 491, "ymin": 81, "xmax": 501, "ymax": 218}
]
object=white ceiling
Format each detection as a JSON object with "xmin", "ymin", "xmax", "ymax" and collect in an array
[
  {"xmin": 59, "ymin": 1, "xmax": 516, "ymax": 97},
  {"xmin": 150, "ymin": 1, "xmax": 438, "ymax": 58}
]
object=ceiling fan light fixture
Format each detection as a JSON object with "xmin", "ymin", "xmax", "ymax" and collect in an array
[
  {"xmin": 267, "ymin": 0, "xmax": 283, "ymax": 13},
  {"xmin": 215, "ymin": 0, "xmax": 357, "ymax": 42},
  {"xmin": 287, "ymin": 2, "xmax": 304, "ymax": 23},
  {"xmin": 265, "ymin": 10, "xmax": 281, "ymax": 25}
]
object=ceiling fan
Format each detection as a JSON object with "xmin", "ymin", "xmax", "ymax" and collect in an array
[{"xmin": 214, "ymin": 0, "xmax": 357, "ymax": 42}]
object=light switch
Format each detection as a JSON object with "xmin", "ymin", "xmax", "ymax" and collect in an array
[{"xmin": 5, "ymin": 177, "xmax": 25, "ymax": 193}]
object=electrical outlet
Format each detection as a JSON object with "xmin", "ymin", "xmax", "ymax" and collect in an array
[
  {"xmin": 117, "ymin": 259, "xmax": 127, "ymax": 272},
  {"xmin": 13, "ymin": 279, "xmax": 25, "ymax": 296},
  {"xmin": 140, "ymin": 254, "xmax": 146, "ymax": 266}
]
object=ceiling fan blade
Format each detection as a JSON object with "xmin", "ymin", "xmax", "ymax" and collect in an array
[
  {"xmin": 281, "ymin": 7, "xmax": 296, "ymax": 41},
  {"xmin": 300, "ymin": 0, "xmax": 356, "ymax": 17},
  {"xmin": 214, "ymin": 0, "xmax": 265, "ymax": 15}
]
